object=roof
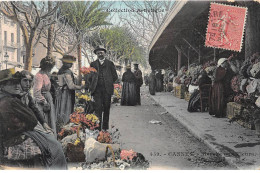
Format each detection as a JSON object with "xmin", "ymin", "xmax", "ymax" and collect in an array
[{"xmin": 149, "ymin": 0, "xmax": 212, "ymax": 69}]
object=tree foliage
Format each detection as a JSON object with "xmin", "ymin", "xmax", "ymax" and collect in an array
[
  {"xmin": 59, "ymin": 1, "xmax": 110, "ymax": 82},
  {"xmin": 88, "ymin": 26, "xmax": 145, "ymax": 65}
]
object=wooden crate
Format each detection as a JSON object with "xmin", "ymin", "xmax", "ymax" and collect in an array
[
  {"xmin": 227, "ymin": 102, "xmax": 243, "ymax": 119},
  {"xmin": 227, "ymin": 102, "xmax": 234, "ymax": 119},
  {"xmin": 172, "ymin": 86, "xmax": 176, "ymax": 96},
  {"xmin": 184, "ymin": 92, "xmax": 191, "ymax": 102},
  {"xmin": 237, "ymin": 119, "xmax": 255, "ymax": 130},
  {"xmin": 226, "ymin": 102, "xmax": 254, "ymax": 130},
  {"xmin": 175, "ymin": 85, "xmax": 185, "ymax": 99}
]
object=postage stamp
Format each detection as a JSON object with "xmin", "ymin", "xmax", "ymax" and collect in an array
[{"xmin": 205, "ymin": 3, "xmax": 247, "ymax": 52}]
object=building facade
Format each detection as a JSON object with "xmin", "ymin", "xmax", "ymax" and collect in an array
[{"xmin": 0, "ymin": 14, "xmax": 79, "ymax": 75}]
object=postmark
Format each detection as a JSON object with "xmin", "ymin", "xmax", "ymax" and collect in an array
[{"xmin": 205, "ymin": 3, "xmax": 247, "ymax": 52}]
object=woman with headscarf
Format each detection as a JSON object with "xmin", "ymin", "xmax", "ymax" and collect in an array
[
  {"xmin": 55, "ymin": 55, "xmax": 84, "ymax": 128},
  {"xmin": 209, "ymin": 58, "xmax": 235, "ymax": 118},
  {"xmin": 20, "ymin": 70, "xmax": 53, "ymax": 134},
  {"xmin": 33, "ymin": 56, "xmax": 56, "ymax": 135},
  {"xmin": 0, "ymin": 69, "xmax": 67, "ymax": 169},
  {"xmin": 121, "ymin": 65, "xmax": 137, "ymax": 106}
]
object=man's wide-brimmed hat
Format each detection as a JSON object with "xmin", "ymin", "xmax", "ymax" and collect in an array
[
  {"xmin": 60, "ymin": 55, "xmax": 77, "ymax": 63},
  {"xmin": 0, "ymin": 68, "xmax": 22, "ymax": 83},
  {"xmin": 94, "ymin": 45, "xmax": 107, "ymax": 54}
]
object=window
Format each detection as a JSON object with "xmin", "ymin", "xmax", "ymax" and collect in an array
[
  {"xmin": 4, "ymin": 17, "xmax": 7, "ymax": 24},
  {"xmin": 11, "ymin": 33, "xmax": 14, "ymax": 43},
  {"xmin": 4, "ymin": 31, "xmax": 7, "ymax": 46}
]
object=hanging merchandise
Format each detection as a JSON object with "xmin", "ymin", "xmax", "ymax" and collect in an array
[
  {"xmin": 250, "ymin": 62, "xmax": 260, "ymax": 78},
  {"xmin": 231, "ymin": 75, "xmax": 243, "ymax": 93},
  {"xmin": 240, "ymin": 79, "xmax": 248, "ymax": 93},
  {"xmin": 255, "ymin": 96, "xmax": 260, "ymax": 108},
  {"xmin": 246, "ymin": 79, "xmax": 258, "ymax": 94}
]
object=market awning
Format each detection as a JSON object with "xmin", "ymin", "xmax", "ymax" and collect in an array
[{"xmin": 149, "ymin": 0, "xmax": 213, "ymax": 70}]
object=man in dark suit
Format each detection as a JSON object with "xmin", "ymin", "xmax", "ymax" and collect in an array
[
  {"xmin": 89, "ymin": 46, "xmax": 118, "ymax": 131},
  {"xmin": 134, "ymin": 63, "xmax": 143, "ymax": 105}
]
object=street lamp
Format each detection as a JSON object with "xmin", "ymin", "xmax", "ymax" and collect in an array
[{"xmin": 4, "ymin": 52, "xmax": 9, "ymax": 69}]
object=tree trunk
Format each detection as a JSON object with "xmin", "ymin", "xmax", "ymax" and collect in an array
[
  {"xmin": 245, "ymin": 2, "xmax": 260, "ymax": 58},
  {"xmin": 47, "ymin": 1, "xmax": 54, "ymax": 56},
  {"xmin": 77, "ymin": 43, "xmax": 82, "ymax": 84},
  {"xmin": 24, "ymin": 44, "xmax": 33, "ymax": 72},
  {"xmin": 24, "ymin": 29, "xmax": 36, "ymax": 72}
]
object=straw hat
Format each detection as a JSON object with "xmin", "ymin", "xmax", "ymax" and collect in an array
[{"xmin": 60, "ymin": 55, "xmax": 77, "ymax": 63}]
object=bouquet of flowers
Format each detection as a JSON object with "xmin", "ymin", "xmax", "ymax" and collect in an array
[
  {"xmin": 114, "ymin": 83, "xmax": 122, "ymax": 90},
  {"xmin": 97, "ymin": 130, "xmax": 112, "ymax": 143},
  {"xmin": 80, "ymin": 66, "xmax": 97, "ymax": 75}
]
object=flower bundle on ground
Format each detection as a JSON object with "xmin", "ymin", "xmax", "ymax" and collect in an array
[
  {"xmin": 80, "ymin": 66, "xmax": 97, "ymax": 75},
  {"xmin": 120, "ymin": 149, "xmax": 137, "ymax": 161},
  {"xmin": 58, "ymin": 126, "xmax": 79, "ymax": 140},
  {"xmin": 86, "ymin": 114, "xmax": 99, "ymax": 124},
  {"xmin": 70, "ymin": 112, "xmax": 100, "ymax": 130}
]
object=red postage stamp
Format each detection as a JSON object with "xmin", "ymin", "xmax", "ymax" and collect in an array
[{"xmin": 205, "ymin": 3, "xmax": 247, "ymax": 52}]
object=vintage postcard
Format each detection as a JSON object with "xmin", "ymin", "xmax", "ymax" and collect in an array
[{"xmin": 0, "ymin": 0, "xmax": 260, "ymax": 171}]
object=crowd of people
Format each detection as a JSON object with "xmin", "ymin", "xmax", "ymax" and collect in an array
[
  {"xmin": 0, "ymin": 46, "xmax": 122, "ymax": 169},
  {"xmin": 120, "ymin": 63, "xmax": 143, "ymax": 106},
  {"xmin": 151, "ymin": 53, "xmax": 260, "ymax": 125}
]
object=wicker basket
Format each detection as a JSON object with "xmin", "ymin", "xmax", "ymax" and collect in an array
[
  {"xmin": 227, "ymin": 102, "xmax": 243, "ymax": 119},
  {"xmin": 66, "ymin": 125, "xmax": 85, "ymax": 162},
  {"xmin": 99, "ymin": 145, "xmax": 120, "ymax": 170},
  {"xmin": 227, "ymin": 102, "xmax": 254, "ymax": 130}
]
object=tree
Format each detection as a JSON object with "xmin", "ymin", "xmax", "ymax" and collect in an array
[
  {"xmin": 0, "ymin": 1, "xmax": 59, "ymax": 72},
  {"xmin": 117, "ymin": 1, "xmax": 174, "ymax": 67},
  {"xmin": 88, "ymin": 26, "xmax": 145, "ymax": 66},
  {"xmin": 119, "ymin": 1, "xmax": 173, "ymax": 49},
  {"xmin": 47, "ymin": 1, "xmax": 54, "ymax": 56},
  {"xmin": 60, "ymin": 1, "xmax": 110, "ymax": 83}
]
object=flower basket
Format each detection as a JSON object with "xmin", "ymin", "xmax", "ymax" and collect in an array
[{"xmin": 66, "ymin": 125, "xmax": 85, "ymax": 162}]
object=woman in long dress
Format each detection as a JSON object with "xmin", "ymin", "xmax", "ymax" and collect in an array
[
  {"xmin": 33, "ymin": 56, "xmax": 57, "ymax": 135},
  {"xmin": 149, "ymin": 70, "xmax": 156, "ymax": 95},
  {"xmin": 121, "ymin": 65, "xmax": 137, "ymax": 106},
  {"xmin": 55, "ymin": 55, "xmax": 83, "ymax": 129},
  {"xmin": 209, "ymin": 58, "xmax": 235, "ymax": 118}
]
